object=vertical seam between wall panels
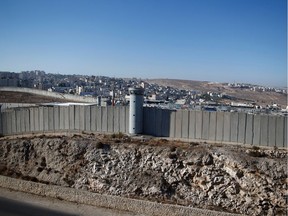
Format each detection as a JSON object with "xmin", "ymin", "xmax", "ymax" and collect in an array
[{"xmin": 244, "ymin": 114, "xmax": 247, "ymax": 145}]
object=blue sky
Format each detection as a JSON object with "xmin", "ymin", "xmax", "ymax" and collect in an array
[{"xmin": 0, "ymin": 0, "xmax": 286, "ymax": 87}]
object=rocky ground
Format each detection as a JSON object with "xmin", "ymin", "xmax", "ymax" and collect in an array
[{"xmin": 0, "ymin": 133, "xmax": 287, "ymax": 215}]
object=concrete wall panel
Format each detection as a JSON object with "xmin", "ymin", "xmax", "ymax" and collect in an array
[
  {"xmin": 195, "ymin": 111, "xmax": 202, "ymax": 139},
  {"xmin": 216, "ymin": 112, "xmax": 224, "ymax": 141},
  {"xmin": 174, "ymin": 110, "xmax": 182, "ymax": 138},
  {"xmin": 143, "ymin": 107, "xmax": 155, "ymax": 136},
  {"xmin": 155, "ymin": 108, "xmax": 162, "ymax": 137},
  {"xmin": 90, "ymin": 105, "xmax": 97, "ymax": 131},
  {"xmin": 268, "ymin": 116, "xmax": 276, "ymax": 147},
  {"xmin": 53, "ymin": 106, "xmax": 59, "ymax": 131},
  {"xmin": 188, "ymin": 110, "xmax": 196, "ymax": 139},
  {"xmin": 63, "ymin": 106, "xmax": 69, "ymax": 130},
  {"xmin": 113, "ymin": 106, "xmax": 120, "ymax": 133},
  {"xmin": 43, "ymin": 107, "xmax": 49, "ymax": 131},
  {"xmin": 209, "ymin": 112, "xmax": 216, "ymax": 141},
  {"xmin": 202, "ymin": 111, "xmax": 210, "ymax": 140},
  {"xmin": 48, "ymin": 107, "xmax": 54, "ymax": 131},
  {"xmin": 6, "ymin": 111, "xmax": 12, "ymax": 135},
  {"xmin": 181, "ymin": 110, "xmax": 189, "ymax": 138},
  {"xmin": 20, "ymin": 109, "xmax": 26, "ymax": 132},
  {"xmin": 237, "ymin": 113, "xmax": 246, "ymax": 144},
  {"xmin": 39, "ymin": 107, "xmax": 44, "ymax": 132},
  {"xmin": 276, "ymin": 116, "xmax": 284, "ymax": 147},
  {"xmin": 9, "ymin": 110, "xmax": 16, "ymax": 134},
  {"xmin": 24, "ymin": 109, "xmax": 30, "ymax": 133},
  {"xmin": 2, "ymin": 112, "xmax": 7, "ymax": 135},
  {"xmin": 230, "ymin": 112, "xmax": 239, "ymax": 143},
  {"xmin": 79, "ymin": 106, "xmax": 85, "ymax": 131},
  {"xmin": 33, "ymin": 108, "xmax": 39, "ymax": 132},
  {"xmin": 245, "ymin": 114, "xmax": 253, "ymax": 145},
  {"xmin": 85, "ymin": 106, "xmax": 91, "ymax": 131},
  {"xmin": 260, "ymin": 115, "xmax": 269, "ymax": 146},
  {"xmin": 74, "ymin": 106, "xmax": 80, "ymax": 131},
  {"xmin": 59, "ymin": 106, "xmax": 65, "ymax": 130},
  {"xmin": 69, "ymin": 106, "xmax": 75, "ymax": 130},
  {"xmin": 253, "ymin": 115, "xmax": 261, "ymax": 146},
  {"xmin": 101, "ymin": 107, "xmax": 108, "ymax": 132},
  {"xmin": 119, "ymin": 106, "xmax": 126, "ymax": 133},
  {"xmin": 284, "ymin": 117, "xmax": 287, "ymax": 148},
  {"xmin": 107, "ymin": 106, "xmax": 114, "ymax": 132},
  {"xmin": 29, "ymin": 108, "xmax": 35, "ymax": 133},
  {"xmin": 161, "ymin": 109, "xmax": 170, "ymax": 137},
  {"xmin": 96, "ymin": 106, "xmax": 102, "ymax": 132},
  {"xmin": 0, "ymin": 112, "xmax": 2, "ymax": 135},
  {"xmin": 125, "ymin": 106, "xmax": 129, "ymax": 133},
  {"xmin": 223, "ymin": 112, "xmax": 231, "ymax": 142},
  {"xmin": 169, "ymin": 110, "xmax": 176, "ymax": 138},
  {"xmin": 15, "ymin": 110, "xmax": 21, "ymax": 133}
]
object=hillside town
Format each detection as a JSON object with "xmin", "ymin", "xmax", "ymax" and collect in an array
[{"xmin": 0, "ymin": 70, "xmax": 287, "ymax": 115}]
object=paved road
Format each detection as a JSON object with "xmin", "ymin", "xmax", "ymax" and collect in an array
[{"xmin": 0, "ymin": 187, "xmax": 142, "ymax": 216}]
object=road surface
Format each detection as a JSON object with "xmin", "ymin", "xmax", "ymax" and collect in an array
[{"xmin": 0, "ymin": 187, "xmax": 142, "ymax": 216}]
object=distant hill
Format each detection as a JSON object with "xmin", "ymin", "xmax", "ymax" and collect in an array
[{"xmin": 146, "ymin": 79, "xmax": 287, "ymax": 107}]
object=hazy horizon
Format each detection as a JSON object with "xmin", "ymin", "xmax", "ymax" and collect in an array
[{"xmin": 0, "ymin": 0, "xmax": 286, "ymax": 87}]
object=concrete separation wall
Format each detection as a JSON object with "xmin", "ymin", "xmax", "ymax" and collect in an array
[
  {"xmin": 1, "ymin": 105, "xmax": 287, "ymax": 148},
  {"xmin": 0, "ymin": 175, "xmax": 240, "ymax": 216},
  {"xmin": 0, "ymin": 87, "xmax": 97, "ymax": 103}
]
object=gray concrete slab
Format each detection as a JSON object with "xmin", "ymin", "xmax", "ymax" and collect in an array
[
  {"xmin": 9, "ymin": 111, "xmax": 16, "ymax": 134},
  {"xmin": 202, "ymin": 111, "xmax": 209, "ymax": 140},
  {"xmin": 20, "ymin": 109, "xmax": 25, "ymax": 133},
  {"xmin": 181, "ymin": 110, "xmax": 189, "ymax": 139},
  {"xmin": 74, "ymin": 106, "xmax": 80, "ymax": 131},
  {"xmin": 90, "ymin": 105, "xmax": 97, "ymax": 132},
  {"xmin": 268, "ymin": 116, "xmax": 276, "ymax": 147},
  {"xmin": 284, "ymin": 117, "xmax": 287, "ymax": 148},
  {"xmin": 16, "ymin": 110, "xmax": 21, "ymax": 133},
  {"xmin": 24, "ymin": 109, "xmax": 30, "ymax": 133},
  {"xmin": 0, "ymin": 112, "xmax": 2, "ymax": 135},
  {"xmin": 48, "ymin": 107, "xmax": 54, "ymax": 131},
  {"xmin": 195, "ymin": 111, "xmax": 203, "ymax": 139},
  {"xmin": 260, "ymin": 115, "xmax": 268, "ymax": 146},
  {"xmin": 5, "ymin": 111, "xmax": 12, "ymax": 135},
  {"xmin": 43, "ymin": 107, "xmax": 49, "ymax": 131},
  {"xmin": 119, "ymin": 106, "xmax": 126, "ymax": 133},
  {"xmin": 2, "ymin": 112, "xmax": 7, "ymax": 135},
  {"xmin": 79, "ymin": 106, "xmax": 85, "ymax": 131},
  {"xmin": 96, "ymin": 106, "xmax": 102, "ymax": 132},
  {"xmin": 34, "ymin": 108, "xmax": 39, "ymax": 132},
  {"xmin": 69, "ymin": 106, "xmax": 75, "ymax": 130},
  {"xmin": 223, "ymin": 112, "xmax": 231, "ymax": 142},
  {"xmin": 188, "ymin": 110, "xmax": 196, "ymax": 139},
  {"xmin": 113, "ymin": 106, "xmax": 120, "ymax": 133},
  {"xmin": 125, "ymin": 106, "xmax": 129, "ymax": 133},
  {"xmin": 107, "ymin": 106, "xmax": 114, "ymax": 132},
  {"xmin": 63, "ymin": 106, "xmax": 69, "ymax": 130},
  {"xmin": 59, "ymin": 106, "xmax": 65, "ymax": 131},
  {"xmin": 245, "ymin": 114, "xmax": 253, "ymax": 145},
  {"xmin": 85, "ymin": 106, "xmax": 91, "ymax": 131},
  {"xmin": 142, "ymin": 107, "xmax": 149, "ymax": 135},
  {"xmin": 230, "ymin": 112, "xmax": 238, "ymax": 143},
  {"xmin": 155, "ymin": 108, "xmax": 163, "ymax": 137},
  {"xmin": 29, "ymin": 108, "xmax": 35, "ymax": 133},
  {"xmin": 169, "ymin": 110, "xmax": 176, "ymax": 138},
  {"xmin": 276, "ymin": 116, "xmax": 284, "ymax": 148},
  {"xmin": 175, "ymin": 110, "xmax": 182, "ymax": 138},
  {"xmin": 161, "ymin": 109, "xmax": 170, "ymax": 137},
  {"xmin": 253, "ymin": 115, "xmax": 261, "ymax": 146},
  {"xmin": 53, "ymin": 106, "xmax": 59, "ymax": 131},
  {"xmin": 208, "ymin": 112, "xmax": 216, "ymax": 141},
  {"xmin": 144, "ymin": 107, "xmax": 156, "ymax": 136},
  {"xmin": 216, "ymin": 112, "xmax": 224, "ymax": 141},
  {"xmin": 39, "ymin": 107, "xmax": 44, "ymax": 132},
  {"xmin": 102, "ymin": 107, "xmax": 108, "ymax": 132},
  {"xmin": 237, "ymin": 113, "xmax": 246, "ymax": 144}
]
